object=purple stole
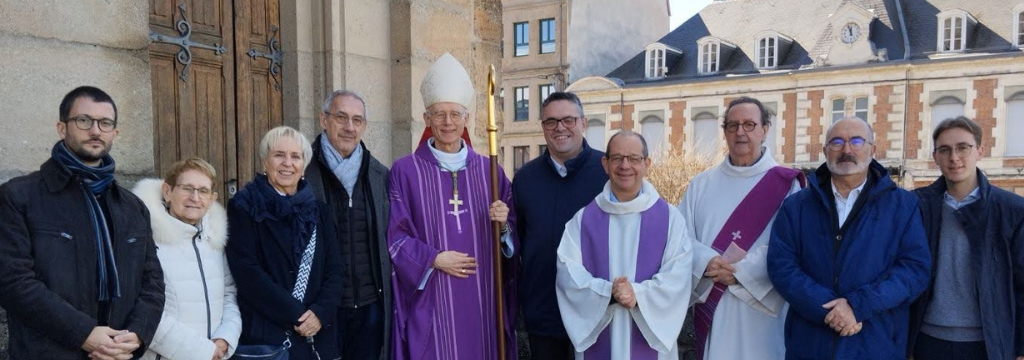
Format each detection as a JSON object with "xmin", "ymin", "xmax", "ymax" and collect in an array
[
  {"xmin": 693, "ymin": 166, "xmax": 805, "ymax": 359},
  {"xmin": 579, "ymin": 198, "xmax": 672, "ymax": 360}
]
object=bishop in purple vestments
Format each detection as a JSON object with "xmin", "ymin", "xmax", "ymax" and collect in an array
[{"xmin": 387, "ymin": 52, "xmax": 518, "ymax": 360}]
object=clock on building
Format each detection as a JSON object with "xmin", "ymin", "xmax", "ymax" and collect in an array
[{"xmin": 841, "ymin": 22, "xmax": 861, "ymax": 44}]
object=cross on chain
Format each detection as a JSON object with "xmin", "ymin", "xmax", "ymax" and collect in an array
[{"xmin": 447, "ymin": 172, "xmax": 466, "ymax": 233}]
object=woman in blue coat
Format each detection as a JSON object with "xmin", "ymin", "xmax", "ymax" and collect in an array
[{"xmin": 227, "ymin": 126, "xmax": 343, "ymax": 360}]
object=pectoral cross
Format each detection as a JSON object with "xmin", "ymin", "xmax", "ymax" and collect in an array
[
  {"xmin": 732, "ymin": 231, "xmax": 742, "ymax": 241},
  {"xmin": 447, "ymin": 172, "xmax": 467, "ymax": 233}
]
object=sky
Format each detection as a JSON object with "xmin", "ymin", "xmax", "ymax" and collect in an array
[{"xmin": 670, "ymin": 0, "xmax": 715, "ymax": 30}]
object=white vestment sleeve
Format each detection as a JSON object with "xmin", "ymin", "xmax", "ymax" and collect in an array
[
  {"xmin": 729, "ymin": 244, "xmax": 785, "ymax": 315},
  {"xmin": 556, "ymin": 214, "xmax": 614, "ymax": 351},
  {"xmin": 630, "ymin": 214, "xmax": 694, "ymax": 354},
  {"xmin": 689, "ymin": 242, "xmax": 719, "ymax": 305}
]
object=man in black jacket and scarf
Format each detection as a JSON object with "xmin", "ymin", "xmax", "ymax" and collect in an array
[
  {"xmin": 0, "ymin": 86, "xmax": 165, "ymax": 360},
  {"xmin": 305, "ymin": 89, "xmax": 392, "ymax": 360},
  {"xmin": 909, "ymin": 116, "xmax": 1024, "ymax": 360}
]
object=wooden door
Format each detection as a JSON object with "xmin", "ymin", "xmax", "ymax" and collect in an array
[{"xmin": 148, "ymin": 0, "xmax": 282, "ymax": 199}]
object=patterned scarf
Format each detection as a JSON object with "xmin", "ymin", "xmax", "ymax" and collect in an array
[
  {"xmin": 320, "ymin": 132, "xmax": 362, "ymax": 197},
  {"xmin": 51, "ymin": 141, "xmax": 120, "ymax": 301}
]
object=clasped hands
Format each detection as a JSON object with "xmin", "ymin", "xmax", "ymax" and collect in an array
[
  {"xmin": 83, "ymin": 327, "xmax": 139, "ymax": 360},
  {"xmin": 823, "ymin": 298, "xmax": 862, "ymax": 336},
  {"xmin": 612, "ymin": 276, "xmax": 637, "ymax": 309},
  {"xmin": 703, "ymin": 256, "xmax": 738, "ymax": 286}
]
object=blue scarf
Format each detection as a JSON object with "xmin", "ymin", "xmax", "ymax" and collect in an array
[
  {"xmin": 320, "ymin": 132, "xmax": 362, "ymax": 197},
  {"xmin": 51, "ymin": 141, "xmax": 120, "ymax": 301},
  {"xmin": 234, "ymin": 174, "xmax": 319, "ymax": 259}
]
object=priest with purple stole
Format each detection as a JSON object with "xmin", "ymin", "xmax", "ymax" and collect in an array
[
  {"xmin": 556, "ymin": 131, "xmax": 693, "ymax": 360},
  {"xmin": 677, "ymin": 97, "xmax": 804, "ymax": 360},
  {"xmin": 387, "ymin": 53, "xmax": 517, "ymax": 360}
]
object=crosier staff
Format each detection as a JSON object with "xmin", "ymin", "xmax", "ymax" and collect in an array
[{"xmin": 486, "ymin": 64, "xmax": 507, "ymax": 360}]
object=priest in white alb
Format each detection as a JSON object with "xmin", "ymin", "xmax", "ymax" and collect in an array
[
  {"xmin": 556, "ymin": 131, "xmax": 693, "ymax": 360},
  {"xmin": 677, "ymin": 97, "xmax": 804, "ymax": 360}
]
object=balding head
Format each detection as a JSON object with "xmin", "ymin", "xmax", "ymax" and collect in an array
[
  {"xmin": 826, "ymin": 117, "xmax": 874, "ymax": 143},
  {"xmin": 824, "ymin": 117, "xmax": 875, "ymax": 177}
]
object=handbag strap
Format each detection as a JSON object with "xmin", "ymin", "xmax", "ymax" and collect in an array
[{"xmin": 292, "ymin": 226, "xmax": 318, "ymax": 302}]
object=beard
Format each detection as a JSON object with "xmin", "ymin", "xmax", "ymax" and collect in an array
[
  {"xmin": 65, "ymin": 138, "xmax": 111, "ymax": 164},
  {"xmin": 827, "ymin": 153, "xmax": 869, "ymax": 176}
]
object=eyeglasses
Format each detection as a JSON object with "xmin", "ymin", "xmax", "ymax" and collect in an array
[
  {"xmin": 324, "ymin": 112, "xmax": 365, "ymax": 127},
  {"xmin": 607, "ymin": 154, "xmax": 645, "ymax": 166},
  {"xmin": 174, "ymin": 184, "xmax": 215, "ymax": 199},
  {"xmin": 66, "ymin": 115, "xmax": 117, "ymax": 132},
  {"xmin": 826, "ymin": 137, "xmax": 871, "ymax": 151},
  {"xmin": 428, "ymin": 111, "xmax": 467, "ymax": 123},
  {"xmin": 934, "ymin": 144, "xmax": 975, "ymax": 158},
  {"xmin": 541, "ymin": 116, "xmax": 579, "ymax": 130},
  {"xmin": 722, "ymin": 121, "xmax": 759, "ymax": 133}
]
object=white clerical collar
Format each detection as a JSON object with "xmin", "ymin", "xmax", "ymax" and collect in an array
[
  {"xmin": 721, "ymin": 146, "xmax": 776, "ymax": 178},
  {"xmin": 595, "ymin": 180, "xmax": 661, "ymax": 215},
  {"xmin": 428, "ymin": 138, "xmax": 468, "ymax": 172}
]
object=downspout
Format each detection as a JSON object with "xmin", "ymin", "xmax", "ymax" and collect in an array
[{"xmin": 895, "ymin": 0, "xmax": 912, "ymax": 185}]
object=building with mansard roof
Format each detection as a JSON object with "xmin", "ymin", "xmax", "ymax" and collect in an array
[{"xmin": 566, "ymin": 0, "xmax": 1024, "ymax": 193}]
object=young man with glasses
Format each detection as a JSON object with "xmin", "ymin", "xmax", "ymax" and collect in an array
[
  {"xmin": 908, "ymin": 116, "xmax": 1024, "ymax": 360},
  {"xmin": 512, "ymin": 91, "xmax": 607, "ymax": 359},
  {"xmin": 556, "ymin": 131, "xmax": 693, "ymax": 359},
  {"xmin": 768, "ymin": 117, "xmax": 931, "ymax": 360},
  {"xmin": 678, "ymin": 96, "xmax": 804, "ymax": 360},
  {"xmin": 0, "ymin": 86, "xmax": 165, "ymax": 359}
]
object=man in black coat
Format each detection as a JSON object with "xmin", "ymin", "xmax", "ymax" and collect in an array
[
  {"xmin": 0, "ymin": 86, "xmax": 165, "ymax": 360},
  {"xmin": 305, "ymin": 89, "xmax": 392, "ymax": 360},
  {"xmin": 909, "ymin": 116, "xmax": 1024, "ymax": 360}
]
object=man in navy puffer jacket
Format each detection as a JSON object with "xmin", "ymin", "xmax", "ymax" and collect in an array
[{"xmin": 768, "ymin": 117, "xmax": 931, "ymax": 360}]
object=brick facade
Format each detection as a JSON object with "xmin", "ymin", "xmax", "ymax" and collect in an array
[
  {"xmin": 783, "ymin": 92, "xmax": 798, "ymax": 163},
  {"xmin": 807, "ymin": 90, "xmax": 825, "ymax": 162},
  {"xmin": 669, "ymin": 101, "xmax": 687, "ymax": 148},
  {"xmin": 873, "ymin": 85, "xmax": 894, "ymax": 159},
  {"xmin": 905, "ymin": 83, "xmax": 925, "ymax": 159},
  {"xmin": 973, "ymin": 78, "xmax": 998, "ymax": 157},
  {"xmin": 611, "ymin": 103, "xmax": 635, "ymax": 130}
]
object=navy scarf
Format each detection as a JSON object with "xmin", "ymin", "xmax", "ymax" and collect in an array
[
  {"xmin": 51, "ymin": 141, "xmax": 120, "ymax": 301},
  {"xmin": 235, "ymin": 174, "xmax": 319, "ymax": 258}
]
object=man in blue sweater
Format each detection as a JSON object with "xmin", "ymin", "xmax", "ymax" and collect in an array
[
  {"xmin": 513, "ymin": 92, "xmax": 607, "ymax": 359},
  {"xmin": 909, "ymin": 116, "xmax": 1024, "ymax": 360}
]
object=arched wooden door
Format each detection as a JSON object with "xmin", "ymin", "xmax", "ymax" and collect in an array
[{"xmin": 148, "ymin": 0, "xmax": 282, "ymax": 199}]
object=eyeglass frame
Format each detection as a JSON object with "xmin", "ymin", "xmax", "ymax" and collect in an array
[
  {"xmin": 173, "ymin": 184, "xmax": 216, "ymax": 199},
  {"xmin": 426, "ymin": 110, "xmax": 468, "ymax": 123},
  {"xmin": 323, "ymin": 112, "xmax": 366, "ymax": 127},
  {"xmin": 826, "ymin": 136, "xmax": 873, "ymax": 152},
  {"xmin": 605, "ymin": 154, "xmax": 646, "ymax": 166},
  {"xmin": 934, "ymin": 143, "xmax": 976, "ymax": 158},
  {"xmin": 721, "ymin": 120, "xmax": 760, "ymax": 133},
  {"xmin": 64, "ymin": 115, "xmax": 118, "ymax": 133},
  {"xmin": 541, "ymin": 116, "xmax": 580, "ymax": 130}
]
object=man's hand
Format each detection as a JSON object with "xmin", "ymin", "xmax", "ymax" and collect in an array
[
  {"xmin": 86, "ymin": 330, "xmax": 139, "ymax": 360},
  {"xmin": 704, "ymin": 256, "xmax": 737, "ymax": 286},
  {"xmin": 612, "ymin": 276, "xmax": 637, "ymax": 309},
  {"xmin": 433, "ymin": 251, "xmax": 477, "ymax": 278},
  {"xmin": 823, "ymin": 298, "xmax": 860, "ymax": 336},
  {"xmin": 212, "ymin": 338, "xmax": 229, "ymax": 360},
  {"xmin": 489, "ymin": 200, "xmax": 509, "ymax": 227},
  {"xmin": 294, "ymin": 310, "xmax": 322, "ymax": 337}
]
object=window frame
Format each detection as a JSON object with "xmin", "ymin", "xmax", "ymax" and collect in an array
[
  {"xmin": 832, "ymin": 98, "xmax": 846, "ymax": 123},
  {"xmin": 936, "ymin": 10, "xmax": 974, "ymax": 53},
  {"xmin": 540, "ymin": 18, "xmax": 556, "ymax": 54},
  {"xmin": 514, "ymin": 86, "xmax": 529, "ymax": 121},
  {"xmin": 513, "ymin": 146, "xmax": 530, "ymax": 172},
  {"xmin": 854, "ymin": 96, "xmax": 869, "ymax": 121},
  {"xmin": 1014, "ymin": 5, "xmax": 1024, "ymax": 48},
  {"xmin": 646, "ymin": 47, "xmax": 666, "ymax": 79},
  {"xmin": 514, "ymin": 22, "xmax": 529, "ymax": 57},
  {"xmin": 539, "ymin": 84, "xmax": 555, "ymax": 103},
  {"xmin": 757, "ymin": 35, "xmax": 777, "ymax": 69},
  {"xmin": 699, "ymin": 40, "xmax": 720, "ymax": 75}
]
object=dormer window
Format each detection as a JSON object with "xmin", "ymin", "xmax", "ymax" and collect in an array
[
  {"xmin": 644, "ymin": 43, "xmax": 681, "ymax": 80},
  {"xmin": 936, "ymin": 10, "xmax": 977, "ymax": 53},
  {"xmin": 754, "ymin": 31, "xmax": 794, "ymax": 70},
  {"xmin": 1014, "ymin": 4, "xmax": 1024, "ymax": 48},
  {"xmin": 697, "ymin": 37, "xmax": 736, "ymax": 75}
]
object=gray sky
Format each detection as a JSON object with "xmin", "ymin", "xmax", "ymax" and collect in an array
[{"xmin": 670, "ymin": 0, "xmax": 714, "ymax": 29}]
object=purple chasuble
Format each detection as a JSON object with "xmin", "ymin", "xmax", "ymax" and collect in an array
[
  {"xmin": 693, "ymin": 166, "xmax": 804, "ymax": 359},
  {"xmin": 387, "ymin": 142, "xmax": 518, "ymax": 360},
  {"xmin": 579, "ymin": 198, "xmax": 671, "ymax": 360}
]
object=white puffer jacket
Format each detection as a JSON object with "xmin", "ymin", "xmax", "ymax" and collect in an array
[{"xmin": 133, "ymin": 179, "xmax": 242, "ymax": 360}]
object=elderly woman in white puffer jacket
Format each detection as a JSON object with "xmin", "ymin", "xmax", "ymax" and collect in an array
[{"xmin": 133, "ymin": 157, "xmax": 242, "ymax": 360}]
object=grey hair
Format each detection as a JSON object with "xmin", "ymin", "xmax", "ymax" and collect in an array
[
  {"xmin": 826, "ymin": 116, "xmax": 874, "ymax": 143},
  {"xmin": 258, "ymin": 126, "xmax": 314, "ymax": 172},
  {"xmin": 321, "ymin": 89, "xmax": 368, "ymax": 120},
  {"xmin": 605, "ymin": 130, "xmax": 649, "ymax": 158}
]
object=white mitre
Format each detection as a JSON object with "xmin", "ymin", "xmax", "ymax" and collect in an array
[{"xmin": 420, "ymin": 53, "xmax": 475, "ymax": 109}]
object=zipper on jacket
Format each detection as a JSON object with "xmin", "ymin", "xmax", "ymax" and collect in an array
[{"xmin": 191, "ymin": 230, "xmax": 213, "ymax": 339}]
